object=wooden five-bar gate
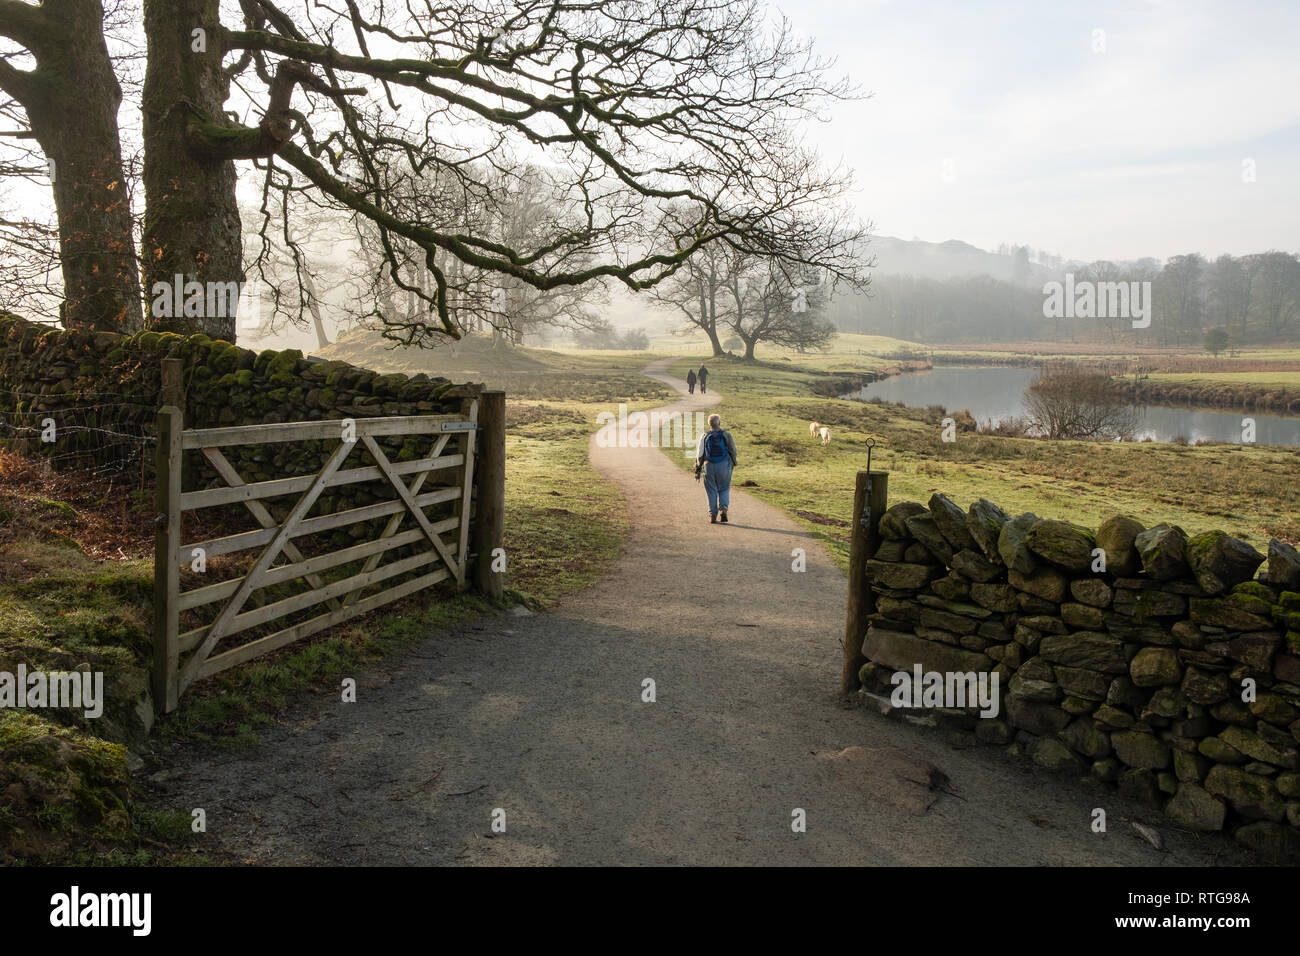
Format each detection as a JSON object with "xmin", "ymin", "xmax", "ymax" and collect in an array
[{"xmin": 152, "ymin": 386, "xmax": 505, "ymax": 713}]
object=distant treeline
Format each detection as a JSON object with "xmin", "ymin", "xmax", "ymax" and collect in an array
[{"xmin": 831, "ymin": 251, "xmax": 1300, "ymax": 346}]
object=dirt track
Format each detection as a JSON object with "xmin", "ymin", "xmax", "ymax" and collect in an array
[{"xmin": 148, "ymin": 361, "xmax": 1256, "ymax": 865}]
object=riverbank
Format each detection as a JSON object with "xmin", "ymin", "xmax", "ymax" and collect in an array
[
  {"xmin": 663, "ymin": 355, "xmax": 1300, "ymax": 569},
  {"xmin": 915, "ymin": 344, "xmax": 1300, "ymax": 413},
  {"xmin": 1120, "ymin": 374, "xmax": 1300, "ymax": 414}
]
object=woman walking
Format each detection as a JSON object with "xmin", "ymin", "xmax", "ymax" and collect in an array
[{"xmin": 694, "ymin": 413, "xmax": 738, "ymax": 524}]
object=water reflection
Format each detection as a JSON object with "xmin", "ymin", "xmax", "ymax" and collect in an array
[{"xmin": 851, "ymin": 366, "xmax": 1300, "ymax": 447}]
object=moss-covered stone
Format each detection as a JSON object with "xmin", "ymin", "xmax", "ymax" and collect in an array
[
  {"xmin": 1268, "ymin": 540, "xmax": 1300, "ymax": 590},
  {"xmin": 965, "ymin": 498, "xmax": 1008, "ymax": 558},
  {"xmin": 1186, "ymin": 530, "xmax": 1265, "ymax": 596},
  {"xmin": 0, "ymin": 712, "xmax": 132, "ymax": 864},
  {"xmin": 1135, "ymin": 523, "xmax": 1190, "ymax": 580},
  {"xmin": 1026, "ymin": 518, "xmax": 1097, "ymax": 572},
  {"xmin": 1112, "ymin": 730, "xmax": 1172, "ymax": 769},
  {"xmin": 997, "ymin": 512, "xmax": 1040, "ymax": 574},
  {"xmin": 1205, "ymin": 765, "xmax": 1286, "ymax": 821}
]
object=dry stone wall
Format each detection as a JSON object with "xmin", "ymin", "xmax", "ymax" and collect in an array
[
  {"xmin": 0, "ymin": 314, "xmax": 481, "ymax": 541},
  {"xmin": 857, "ymin": 491, "xmax": 1300, "ymax": 860}
]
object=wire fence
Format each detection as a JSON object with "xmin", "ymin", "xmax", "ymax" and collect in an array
[{"xmin": 0, "ymin": 387, "xmax": 158, "ymax": 479}]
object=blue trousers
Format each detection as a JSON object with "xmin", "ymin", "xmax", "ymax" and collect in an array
[{"xmin": 703, "ymin": 459, "xmax": 732, "ymax": 515}]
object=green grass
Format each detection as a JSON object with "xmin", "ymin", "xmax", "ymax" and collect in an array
[
  {"xmin": 552, "ymin": 330, "xmax": 911, "ymax": 372},
  {"xmin": 320, "ymin": 329, "xmax": 677, "ymax": 603},
  {"xmin": 659, "ymin": 354, "xmax": 1300, "ymax": 571},
  {"xmin": 1, "ymin": 335, "xmax": 675, "ymax": 862},
  {"xmin": 156, "ymin": 589, "xmax": 503, "ymax": 749},
  {"xmin": 1149, "ymin": 371, "xmax": 1300, "ymax": 388}
]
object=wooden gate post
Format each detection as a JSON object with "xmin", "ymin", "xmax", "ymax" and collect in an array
[
  {"xmin": 472, "ymin": 389, "xmax": 506, "ymax": 600},
  {"xmin": 160, "ymin": 357, "xmax": 184, "ymax": 407},
  {"xmin": 453, "ymin": 397, "xmax": 480, "ymax": 591},
  {"xmin": 153, "ymin": 405, "xmax": 183, "ymax": 714},
  {"xmin": 841, "ymin": 469, "xmax": 888, "ymax": 694}
]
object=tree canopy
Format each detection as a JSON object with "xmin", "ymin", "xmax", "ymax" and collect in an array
[{"xmin": 0, "ymin": 0, "xmax": 870, "ymax": 345}]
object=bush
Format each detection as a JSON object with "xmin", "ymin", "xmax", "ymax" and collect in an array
[
  {"xmin": 981, "ymin": 416, "xmax": 1033, "ymax": 437},
  {"xmin": 1024, "ymin": 364, "xmax": 1138, "ymax": 440},
  {"xmin": 572, "ymin": 325, "xmax": 650, "ymax": 350}
]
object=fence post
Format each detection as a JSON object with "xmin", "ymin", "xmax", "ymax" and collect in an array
[
  {"xmin": 842, "ymin": 469, "xmax": 888, "ymax": 694},
  {"xmin": 472, "ymin": 389, "xmax": 506, "ymax": 600},
  {"xmin": 454, "ymin": 397, "xmax": 480, "ymax": 591},
  {"xmin": 152, "ymin": 405, "xmax": 182, "ymax": 714},
  {"xmin": 160, "ymin": 357, "xmax": 183, "ymax": 408}
]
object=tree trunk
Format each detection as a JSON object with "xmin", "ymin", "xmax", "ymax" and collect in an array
[
  {"xmin": 141, "ymin": 0, "xmax": 244, "ymax": 342},
  {"xmin": 704, "ymin": 325, "xmax": 725, "ymax": 356},
  {"xmin": 301, "ymin": 270, "xmax": 331, "ymax": 349},
  {"xmin": 2, "ymin": 0, "xmax": 143, "ymax": 332}
]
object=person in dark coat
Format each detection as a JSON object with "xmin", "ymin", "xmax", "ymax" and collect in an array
[
  {"xmin": 685, "ymin": 368, "xmax": 697, "ymax": 394},
  {"xmin": 697, "ymin": 365, "xmax": 709, "ymax": 394}
]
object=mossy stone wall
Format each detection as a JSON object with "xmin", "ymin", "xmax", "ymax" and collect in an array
[
  {"xmin": 859, "ymin": 492, "xmax": 1300, "ymax": 860},
  {"xmin": 0, "ymin": 313, "xmax": 482, "ymax": 537}
]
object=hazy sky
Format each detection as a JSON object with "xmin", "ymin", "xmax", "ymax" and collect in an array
[{"xmin": 787, "ymin": 0, "xmax": 1300, "ymax": 262}]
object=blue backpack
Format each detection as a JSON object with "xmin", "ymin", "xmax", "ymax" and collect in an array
[{"xmin": 703, "ymin": 430, "xmax": 729, "ymax": 463}]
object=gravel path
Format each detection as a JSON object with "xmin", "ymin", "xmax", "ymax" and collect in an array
[{"xmin": 147, "ymin": 361, "xmax": 1255, "ymax": 865}]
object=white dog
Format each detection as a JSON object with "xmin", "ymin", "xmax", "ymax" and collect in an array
[
  {"xmin": 818, "ymin": 425, "xmax": 832, "ymax": 445},
  {"xmin": 809, "ymin": 420, "xmax": 822, "ymax": 437}
]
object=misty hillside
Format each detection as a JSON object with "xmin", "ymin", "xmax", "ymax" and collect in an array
[{"xmin": 870, "ymin": 236, "xmax": 1056, "ymax": 283}]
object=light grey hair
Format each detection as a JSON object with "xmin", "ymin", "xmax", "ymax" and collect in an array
[{"xmin": 709, "ymin": 414, "xmax": 721, "ymax": 428}]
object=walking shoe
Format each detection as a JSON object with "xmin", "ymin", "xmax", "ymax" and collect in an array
[
  {"xmin": 719, "ymin": 509, "xmax": 728, "ymax": 523},
  {"xmin": 710, "ymin": 513, "xmax": 717, "ymax": 524}
]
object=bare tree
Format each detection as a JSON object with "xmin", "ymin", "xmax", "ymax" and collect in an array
[
  {"xmin": 0, "ymin": 207, "xmax": 60, "ymax": 322},
  {"xmin": 238, "ymin": 194, "xmax": 363, "ymax": 349},
  {"xmin": 337, "ymin": 162, "xmax": 610, "ymax": 346},
  {"xmin": 1206, "ymin": 254, "xmax": 1247, "ymax": 339},
  {"xmin": 1250, "ymin": 251, "xmax": 1300, "ymax": 339},
  {"xmin": 724, "ymin": 257, "xmax": 835, "ymax": 360},
  {"xmin": 649, "ymin": 206, "xmax": 734, "ymax": 355},
  {"xmin": 1153, "ymin": 254, "xmax": 1205, "ymax": 347},
  {"xmin": 1024, "ymin": 365, "xmax": 1137, "ymax": 440},
  {"xmin": 652, "ymin": 200, "xmax": 869, "ymax": 355},
  {"xmin": 135, "ymin": 0, "xmax": 866, "ymax": 344}
]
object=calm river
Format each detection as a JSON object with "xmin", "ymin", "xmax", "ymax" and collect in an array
[{"xmin": 851, "ymin": 366, "xmax": 1300, "ymax": 447}]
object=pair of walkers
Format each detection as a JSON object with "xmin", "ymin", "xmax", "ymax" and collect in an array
[
  {"xmin": 694, "ymin": 413, "xmax": 737, "ymax": 524},
  {"xmin": 685, "ymin": 365, "xmax": 709, "ymax": 395}
]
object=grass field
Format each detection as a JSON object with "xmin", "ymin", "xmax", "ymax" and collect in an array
[
  {"xmin": 1148, "ymin": 371, "xmax": 1300, "ymax": 388},
  {"xmin": 659, "ymin": 354, "xmax": 1300, "ymax": 572},
  {"xmin": 318, "ymin": 331, "xmax": 677, "ymax": 601},
  {"xmin": 566, "ymin": 330, "xmax": 912, "ymax": 373},
  {"xmin": 325, "ymin": 329, "xmax": 1300, "ymax": 575}
]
